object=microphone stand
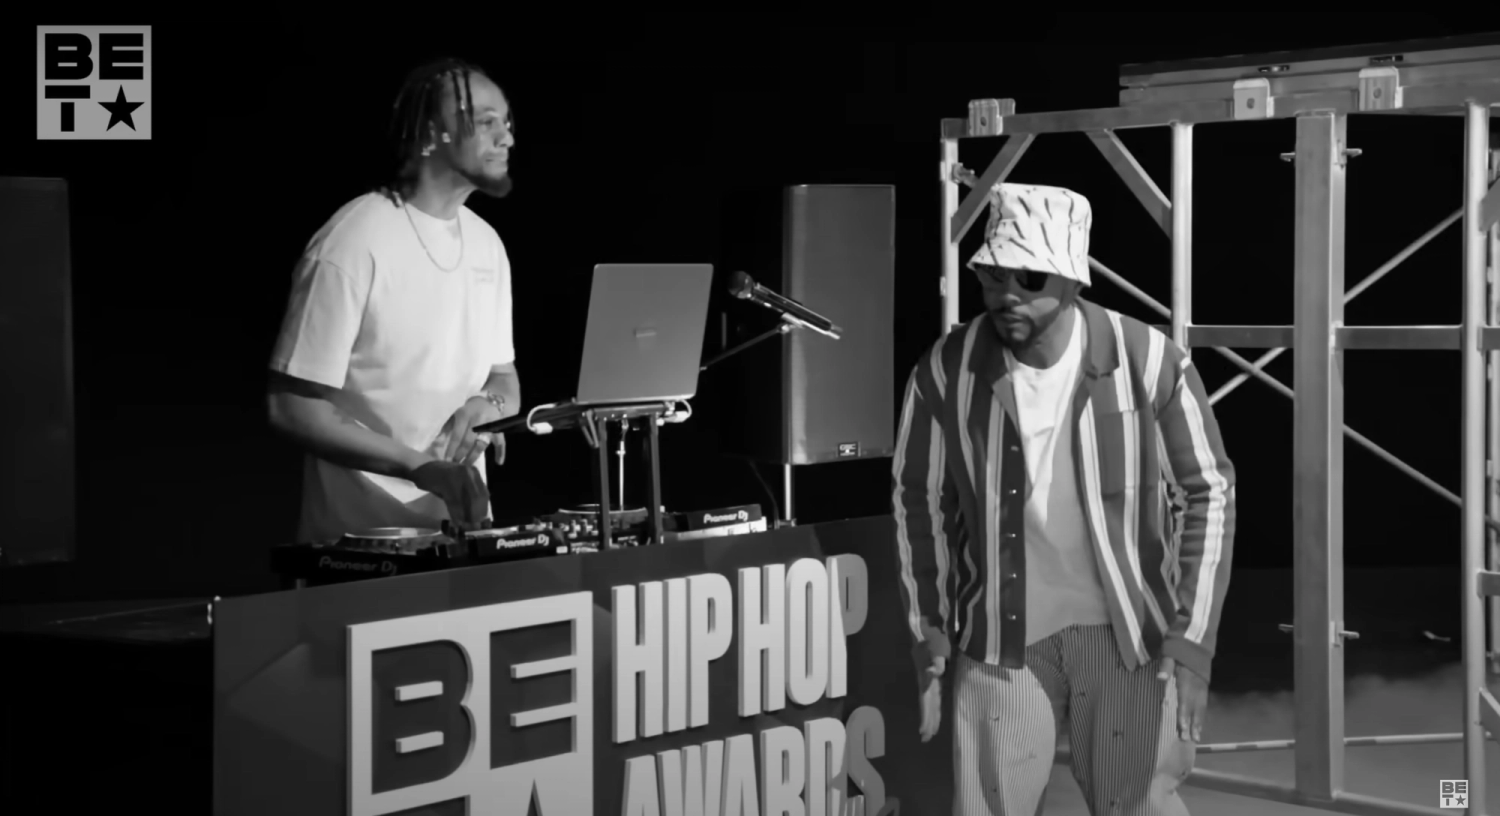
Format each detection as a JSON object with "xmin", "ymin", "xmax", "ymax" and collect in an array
[
  {"xmin": 699, "ymin": 320, "xmax": 794, "ymax": 372},
  {"xmin": 699, "ymin": 314, "xmax": 816, "ymax": 529}
]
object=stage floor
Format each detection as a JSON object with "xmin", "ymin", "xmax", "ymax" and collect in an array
[{"xmin": 1034, "ymin": 661, "xmax": 1493, "ymax": 814}]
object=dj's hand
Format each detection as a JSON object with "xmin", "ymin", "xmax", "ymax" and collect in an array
[
  {"xmin": 409, "ymin": 460, "xmax": 489, "ymax": 530},
  {"xmin": 441, "ymin": 397, "xmax": 503, "ymax": 465}
]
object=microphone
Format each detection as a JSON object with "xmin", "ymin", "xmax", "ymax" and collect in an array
[{"xmin": 728, "ymin": 271, "xmax": 842, "ymax": 340}]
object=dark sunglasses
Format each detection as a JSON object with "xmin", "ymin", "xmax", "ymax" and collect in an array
[{"xmin": 973, "ymin": 265, "xmax": 1049, "ymax": 292}]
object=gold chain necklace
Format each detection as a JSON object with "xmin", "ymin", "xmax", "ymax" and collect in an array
[{"xmin": 403, "ymin": 203, "xmax": 465, "ymax": 272}]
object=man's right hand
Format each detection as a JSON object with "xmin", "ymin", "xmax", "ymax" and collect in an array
[
  {"xmin": 409, "ymin": 460, "xmax": 489, "ymax": 530},
  {"xmin": 919, "ymin": 670, "xmax": 944, "ymax": 743},
  {"xmin": 914, "ymin": 621, "xmax": 950, "ymax": 743}
]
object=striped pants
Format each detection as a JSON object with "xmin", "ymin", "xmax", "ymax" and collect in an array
[{"xmin": 951, "ymin": 624, "xmax": 1195, "ymax": 816}]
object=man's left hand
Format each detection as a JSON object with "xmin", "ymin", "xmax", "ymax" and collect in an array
[
  {"xmin": 1158, "ymin": 657, "xmax": 1208, "ymax": 742},
  {"xmin": 442, "ymin": 397, "xmax": 503, "ymax": 465}
]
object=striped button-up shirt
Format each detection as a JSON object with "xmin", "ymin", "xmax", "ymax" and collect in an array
[{"xmin": 892, "ymin": 299, "xmax": 1236, "ymax": 681}]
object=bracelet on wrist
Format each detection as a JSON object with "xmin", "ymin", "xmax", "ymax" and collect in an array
[{"xmin": 476, "ymin": 391, "xmax": 506, "ymax": 415}]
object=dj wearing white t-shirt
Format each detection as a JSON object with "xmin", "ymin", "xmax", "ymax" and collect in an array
[{"xmin": 267, "ymin": 58, "xmax": 521, "ymax": 542}]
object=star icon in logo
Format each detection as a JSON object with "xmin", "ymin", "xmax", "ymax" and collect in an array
[{"xmin": 98, "ymin": 86, "xmax": 144, "ymax": 131}]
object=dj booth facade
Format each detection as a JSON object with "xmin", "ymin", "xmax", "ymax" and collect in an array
[{"xmin": 213, "ymin": 515, "xmax": 949, "ymax": 816}]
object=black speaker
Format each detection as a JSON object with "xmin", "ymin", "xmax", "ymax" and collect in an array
[
  {"xmin": 0, "ymin": 178, "xmax": 76, "ymax": 566},
  {"xmin": 719, "ymin": 185, "xmax": 895, "ymax": 466}
]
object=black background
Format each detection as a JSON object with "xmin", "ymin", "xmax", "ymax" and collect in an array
[{"xmin": 0, "ymin": 12, "xmax": 1492, "ymax": 603}]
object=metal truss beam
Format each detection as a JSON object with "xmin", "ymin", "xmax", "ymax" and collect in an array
[
  {"xmin": 1460, "ymin": 99, "xmax": 1490, "ymax": 812},
  {"xmin": 940, "ymin": 83, "xmax": 1500, "ymax": 140},
  {"xmin": 1095, "ymin": 255, "xmax": 1500, "ymax": 543},
  {"xmin": 937, "ymin": 34, "xmax": 1500, "ymax": 816},
  {"xmin": 1212, "ymin": 208, "xmax": 1463, "ymax": 402},
  {"xmin": 1199, "ymin": 732, "xmax": 1462, "ymax": 755},
  {"xmin": 949, "ymin": 133, "xmax": 1034, "ymax": 241},
  {"xmin": 1171, "ymin": 124, "xmax": 1193, "ymax": 351},
  {"xmin": 1088, "ymin": 130, "xmax": 1172, "ymax": 235},
  {"xmin": 1184, "ymin": 324, "xmax": 1500, "ymax": 350},
  {"xmin": 1289, "ymin": 110, "xmax": 1347, "ymax": 801},
  {"xmin": 951, "ymin": 167, "xmax": 1500, "ymax": 538},
  {"xmin": 1120, "ymin": 40, "xmax": 1500, "ymax": 110},
  {"xmin": 1482, "ymin": 686, "xmax": 1500, "ymax": 746},
  {"xmin": 1482, "ymin": 177, "xmax": 1500, "ymax": 231},
  {"xmin": 1489, "ymin": 143, "xmax": 1500, "ymax": 677}
]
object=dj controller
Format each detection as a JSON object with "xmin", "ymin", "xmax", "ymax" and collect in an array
[{"xmin": 271, "ymin": 503, "xmax": 767, "ymax": 585}]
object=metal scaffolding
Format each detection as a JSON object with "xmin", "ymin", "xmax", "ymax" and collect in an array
[{"xmin": 939, "ymin": 35, "xmax": 1500, "ymax": 816}]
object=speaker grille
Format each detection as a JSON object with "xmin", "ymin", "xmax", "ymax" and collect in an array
[{"xmin": 720, "ymin": 185, "xmax": 895, "ymax": 466}]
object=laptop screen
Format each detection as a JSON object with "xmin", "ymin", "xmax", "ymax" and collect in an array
[{"xmin": 575, "ymin": 264, "xmax": 714, "ymax": 404}]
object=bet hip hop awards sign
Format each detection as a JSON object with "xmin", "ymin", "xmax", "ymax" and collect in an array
[
  {"xmin": 346, "ymin": 555, "xmax": 889, "ymax": 816},
  {"xmin": 36, "ymin": 26, "xmax": 151, "ymax": 140},
  {"xmin": 348, "ymin": 591, "xmax": 597, "ymax": 816}
]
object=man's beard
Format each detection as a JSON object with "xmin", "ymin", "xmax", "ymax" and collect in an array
[
  {"xmin": 989, "ymin": 310, "xmax": 1037, "ymax": 350},
  {"xmin": 464, "ymin": 167, "xmax": 513, "ymax": 198}
]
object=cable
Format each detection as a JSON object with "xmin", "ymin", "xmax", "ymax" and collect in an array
[
  {"xmin": 525, "ymin": 402, "xmax": 561, "ymax": 435},
  {"xmin": 745, "ymin": 459, "xmax": 781, "ymax": 526},
  {"xmin": 662, "ymin": 399, "xmax": 693, "ymax": 424}
]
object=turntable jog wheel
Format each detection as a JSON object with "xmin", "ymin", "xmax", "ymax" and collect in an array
[
  {"xmin": 341, "ymin": 527, "xmax": 450, "ymax": 556},
  {"xmin": 559, "ymin": 504, "xmax": 647, "ymax": 518}
]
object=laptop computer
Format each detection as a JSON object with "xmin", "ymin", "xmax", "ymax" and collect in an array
[
  {"xmin": 575, "ymin": 263, "xmax": 713, "ymax": 405},
  {"xmin": 475, "ymin": 264, "xmax": 713, "ymax": 436}
]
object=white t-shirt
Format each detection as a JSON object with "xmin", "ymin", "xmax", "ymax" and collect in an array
[
  {"xmin": 269, "ymin": 192, "xmax": 515, "ymax": 542},
  {"xmin": 1003, "ymin": 311, "xmax": 1111, "ymax": 645}
]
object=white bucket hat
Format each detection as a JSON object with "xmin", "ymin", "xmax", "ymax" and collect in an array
[{"xmin": 967, "ymin": 183, "xmax": 1092, "ymax": 287}]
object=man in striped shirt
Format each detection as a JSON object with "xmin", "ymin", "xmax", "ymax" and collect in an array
[{"xmin": 894, "ymin": 183, "xmax": 1235, "ymax": 815}]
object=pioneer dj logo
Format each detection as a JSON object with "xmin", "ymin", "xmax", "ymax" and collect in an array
[
  {"xmin": 702, "ymin": 510, "xmax": 749, "ymax": 525},
  {"xmin": 319, "ymin": 556, "xmax": 397, "ymax": 575},
  {"xmin": 500, "ymin": 534, "xmax": 550, "ymax": 548},
  {"xmin": 347, "ymin": 592, "xmax": 593, "ymax": 816}
]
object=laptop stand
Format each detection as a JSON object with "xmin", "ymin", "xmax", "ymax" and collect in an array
[{"xmin": 475, "ymin": 400, "xmax": 689, "ymax": 548}]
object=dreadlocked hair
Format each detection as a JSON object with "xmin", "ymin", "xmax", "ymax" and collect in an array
[{"xmin": 376, "ymin": 57, "xmax": 488, "ymax": 203}]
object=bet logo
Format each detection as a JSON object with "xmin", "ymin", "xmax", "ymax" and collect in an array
[{"xmin": 36, "ymin": 26, "xmax": 152, "ymax": 140}]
